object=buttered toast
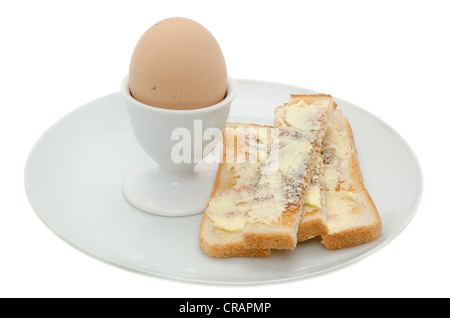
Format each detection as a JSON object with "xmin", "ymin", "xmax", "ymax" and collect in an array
[
  {"xmin": 242, "ymin": 95, "xmax": 336, "ymax": 250},
  {"xmin": 199, "ymin": 95, "xmax": 381, "ymax": 258},
  {"xmin": 296, "ymin": 110, "xmax": 382, "ymax": 249},
  {"xmin": 199, "ymin": 123, "xmax": 272, "ymax": 257}
]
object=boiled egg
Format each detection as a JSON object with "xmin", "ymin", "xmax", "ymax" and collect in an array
[{"xmin": 129, "ymin": 17, "xmax": 228, "ymax": 110}]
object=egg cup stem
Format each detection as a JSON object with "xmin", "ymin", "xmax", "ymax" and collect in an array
[{"xmin": 123, "ymin": 162, "xmax": 217, "ymax": 216}]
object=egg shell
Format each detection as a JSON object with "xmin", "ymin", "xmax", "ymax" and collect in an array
[{"xmin": 129, "ymin": 17, "xmax": 227, "ymax": 110}]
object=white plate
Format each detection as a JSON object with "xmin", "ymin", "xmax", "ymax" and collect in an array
[{"xmin": 24, "ymin": 79, "xmax": 423, "ymax": 285}]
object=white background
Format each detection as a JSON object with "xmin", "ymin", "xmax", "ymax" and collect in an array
[{"xmin": 1, "ymin": 0, "xmax": 449, "ymax": 298}]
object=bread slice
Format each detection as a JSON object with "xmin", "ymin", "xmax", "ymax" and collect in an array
[
  {"xmin": 199, "ymin": 95, "xmax": 381, "ymax": 258},
  {"xmin": 296, "ymin": 110, "xmax": 382, "ymax": 249},
  {"xmin": 242, "ymin": 95, "xmax": 336, "ymax": 250},
  {"xmin": 320, "ymin": 110, "xmax": 382, "ymax": 249},
  {"xmin": 199, "ymin": 123, "xmax": 273, "ymax": 257}
]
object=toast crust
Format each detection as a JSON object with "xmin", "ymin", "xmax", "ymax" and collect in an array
[
  {"xmin": 321, "ymin": 221, "xmax": 382, "ymax": 250},
  {"xmin": 199, "ymin": 215, "xmax": 270, "ymax": 257},
  {"xmin": 297, "ymin": 209, "xmax": 328, "ymax": 242}
]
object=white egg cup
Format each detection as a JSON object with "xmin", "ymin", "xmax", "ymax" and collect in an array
[{"xmin": 121, "ymin": 76, "xmax": 236, "ymax": 216}]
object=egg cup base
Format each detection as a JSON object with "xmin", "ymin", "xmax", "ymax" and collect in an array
[{"xmin": 123, "ymin": 162, "xmax": 216, "ymax": 216}]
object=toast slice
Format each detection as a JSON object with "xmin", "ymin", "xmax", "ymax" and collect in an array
[
  {"xmin": 320, "ymin": 109, "xmax": 382, "ymax": 249},
  {"xmin": 242, "ymin": 95, "xmax": 336, "ymax": 250},
  {"xmin": 296, "ymin": 110, "xmax": 382, "ymax": 249},
  {"xmin": 199, "ymin": 95, "xmax": 381, "ymax": 258},
  {"xmin": 199, "ymin": 123, "xmax": 273, "ymax": 257}
]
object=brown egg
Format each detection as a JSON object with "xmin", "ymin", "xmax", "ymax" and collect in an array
[{"xmin": 129, "ymin": 17, "xmax": 227, "ymax": 110}]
